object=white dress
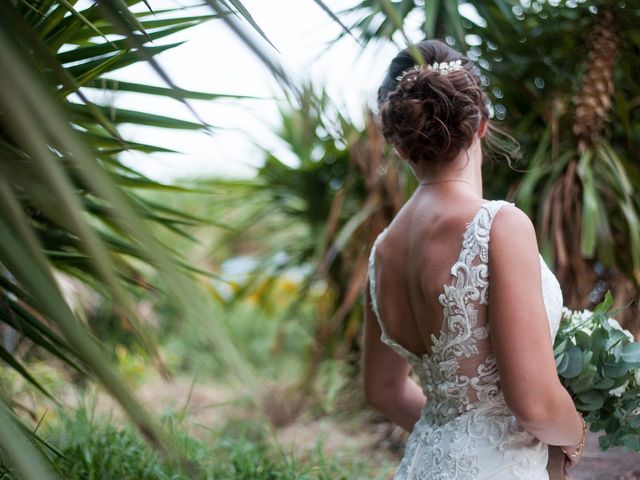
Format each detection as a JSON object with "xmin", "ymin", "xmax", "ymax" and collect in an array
[{"xmin": 368, "ymin": 200, "xmax": 564, "ymax": 480}]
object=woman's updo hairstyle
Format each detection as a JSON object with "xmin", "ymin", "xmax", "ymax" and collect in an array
[{"xmin": 377, "ymin": 39, "xmax": 500, "ymax": 168}]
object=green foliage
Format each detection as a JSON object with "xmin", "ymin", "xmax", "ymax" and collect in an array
[
  {"xmin": 0, "ymin": 407, "xmax": 391, "ymax": 480},
  {"xmin": 0, "ymin": 2, "xmax": 245, "ymax": 470},
  {"xmin": 163, "ymin": 299, "xmax": 315, "ymax": 381},
  {"xmin": 554, "ymin": 292, "xmax": 640, "ymax": 451},
  {"xmin": 340, "ymin": 0, "xmax": 467, "ymax": 47},
  {"xmin": 0, "ymin": 0, "xmax": 333, "ymax": 475}
]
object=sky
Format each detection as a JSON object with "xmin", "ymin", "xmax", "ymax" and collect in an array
[{"xmin": 103, "ymin": 0, "xmax": 402, "ymax": 182}]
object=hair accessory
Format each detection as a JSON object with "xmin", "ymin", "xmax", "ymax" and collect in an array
[{"xmin": 395, "ymin": 59, "xmax": 463, "ymax": 82}]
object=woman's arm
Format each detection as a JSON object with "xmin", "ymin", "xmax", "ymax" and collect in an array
[
  {"xmin": 362, "ymin": 278, "xmax": 426, "ymax": 432},
  {"xmin": 488, "ymin": 205, "xmax": 584, "ymax": 448}
]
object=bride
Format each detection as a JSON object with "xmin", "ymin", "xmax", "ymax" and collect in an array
[{"xmin": 362, "ymin": 39, "xmax": 587, "ymax": 479}]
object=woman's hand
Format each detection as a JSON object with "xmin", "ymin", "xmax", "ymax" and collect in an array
[
  {"xmin": 561, "ymin": 412, "xmax": 587, "ymax": 478},
  {"xmin": 562, "ymin": 444, "xmax": 583, "ymax": 479}
]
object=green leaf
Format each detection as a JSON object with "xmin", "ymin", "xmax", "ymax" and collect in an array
[
  {"xmin": 594, "ymin": 291, "xmax": 614, "ymax": 317},
  {"xmin": 68, "ymin": 103, "xmax": 209, "ymax": 130},
  {"xmin": 602, "ymin": 361, "xmax": 637, "ymax": 378},
  {"xmin": 0, "ymin": 344, "xmax": 55, "ymax": 400},
  {"xmin": 1, "ymin": 300, "xmax": 84, "ymax": 374},
  {"xmin": 622, "ymin": 434, "xmax": 640, "ymax": 451},
  {"xmin": 58, "ymin": 24, "xmax": 195, "ymax": 64},
  {"xmin": 562, "ymin": 345, "xmax": 584, "ymax": 379},
  {"xmin": 557, "ymin": 351, "xmax": 570, "ymax": 374},
  {"xmin": 67, "ymin": 42, "xmax": 184, "ymax": 79},
  {"xmin": 590, "ymin": 327, "xmax": 607, "ymax": 364},
  {"xmin": 575, "ymin": 330, "xmax": 591, "ymax": 350},
  {"xmin": 606, "ymin": 329, "xmax": 630, "ymax": 353},
  {"xmin": 582, "ymin": 350, "xmax": 594, "ymax": 369},
  {"xmin": 82, "ymin": 79, "xmax": 260, "ymax": 100},
  {"xmin": 592, "ymin": 377, "xmax": 615, "ymax": 390},
  {"xmin": 621, "ymin": 343, "xmax": 640, "ymax": 364},
  {"xmin": 424, "ymin": 0, "xmax": 440, "ymax": 38},
  {"xmin": 576, "ymin": 390, "xmax": 605, "ymax": 411},
  {"xmin": 568, "ymin": 367, "xmax": 596, "ymax": 394},
  {"xmin": 553, "ymin": 336, "xmax": 569, "ymax": 356},
  {"xmin": 0, "ymin": 400, "xmax": 57, "ymax": 480},
  {"xmin": 220, "ymin": 0, "xmax": 278, "ymax": 51},
  {"xmin": 577, "ymin": 150, "xmax": 599, "ymax": 257}
]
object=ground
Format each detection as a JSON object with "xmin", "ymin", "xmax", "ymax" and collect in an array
[{"xmin": 72, "ymin": 372, "xmax": 640, "ymax": 480}]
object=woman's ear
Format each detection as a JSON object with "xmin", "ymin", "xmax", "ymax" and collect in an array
[{"xmin": 477, "ymin": 117, "xmax": 488, "ymax": 139}]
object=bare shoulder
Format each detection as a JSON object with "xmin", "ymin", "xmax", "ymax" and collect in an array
[
  {"xmin": 492, "ymin": 203, "xmax": 535, "ymax": 234},
  {"xmin": 490, "ymin": 204, "xmax": 538, "ymax": 252},
  {"xmin": 488, "ymin": 203, "xmax": 543, "ymax": 296}
]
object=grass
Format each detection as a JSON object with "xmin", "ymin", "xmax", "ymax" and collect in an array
[
  {"xmin": 0, "ymin": 405, "xmax": 392, "ymax": 480},
  {"xmin": 0, "ymin": 268, "xmax": 393, "ymax": 479}
]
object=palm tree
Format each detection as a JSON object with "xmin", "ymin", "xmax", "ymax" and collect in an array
[
  {"xmin": 0, "ymin": 0, "xmax": 356, "ymax": 474},
  {"xmin": 0, "ymin": 0, "xmax": 344, "ymax": 476}
]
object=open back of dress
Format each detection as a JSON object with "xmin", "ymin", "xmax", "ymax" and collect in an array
[{"xmin": 367, "ymin": 199, "xmax": 563, "ymax": 480}]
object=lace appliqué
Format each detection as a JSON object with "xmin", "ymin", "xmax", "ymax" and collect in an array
[{"xmin": 422, "ymin": 201, "xmax": 510, "ymax": 427}]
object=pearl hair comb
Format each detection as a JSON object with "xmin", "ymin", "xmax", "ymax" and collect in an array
[{"xmin": 395, "ymin": 59, "xmax": 463, "ymax": 82}]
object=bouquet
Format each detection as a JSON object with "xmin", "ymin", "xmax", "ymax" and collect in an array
[{"xmin": 553, "ymin": 291, "xmax": 640, "ymax": 451}]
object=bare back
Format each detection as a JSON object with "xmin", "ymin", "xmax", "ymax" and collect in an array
[{"xmin": 371, "ymin": 191, "xmax": 490, "ymax": 358}]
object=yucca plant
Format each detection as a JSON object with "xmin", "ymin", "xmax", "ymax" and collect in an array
[
  {"xmin": 0, "ymin": 0, "xmax": 356, "ymax": 475},
  {"xmin": 0, "ymin": 0, "xmax": 298, "ymax": 477}
]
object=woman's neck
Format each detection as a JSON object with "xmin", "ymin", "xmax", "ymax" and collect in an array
[{"xmin": 414, "ymin": 139, "xmax": 484, "ymax": 197}]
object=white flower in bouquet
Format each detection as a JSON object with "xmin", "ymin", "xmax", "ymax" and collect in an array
[
  {"xmin": 560, "ymin": 307, "xmax": 595, "ymax": 333},
  {"xmin": 635, "ymin": 369, "xmax": 640, "ymax": 386},
  {"xmin": 606, "ymin": 318, "xmax": 635, "ymax": 342},
  {"xmin": 608, "ymin": 379, "xmax": 629, "ymax": 398}
]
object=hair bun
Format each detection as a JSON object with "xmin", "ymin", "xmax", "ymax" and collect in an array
[{"xmin": 377, "ymin": 40, "xmax": 489, "ymax": 167}]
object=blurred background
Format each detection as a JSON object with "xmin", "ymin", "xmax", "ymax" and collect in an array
[{"xmin": 0, "ymin": 0, "xmax": 638, "ymax": 478}]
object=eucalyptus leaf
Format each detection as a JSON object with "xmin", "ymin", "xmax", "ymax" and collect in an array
[
  {"xmin": 555, "ymin": 351, "xmax": 568, "ymax": 370},
  {"xmin": 553, "ymin": 337, "xmax": 568, "ymax": 356},
  {"xmin": 575, "ymin": 330, "xmax": 591, "ymax": 350},
  {"xmin": 621, "ymin": 343, "xmax": 640, "ymax": 364},
  {"xmin": 594, "ymin": 291, "xmax": 614, "ymax": 317},
  {"xmin": 602, "ymin": 361, "xmax": 637, "ymax": 378},
  {"xmin": 576, "ymin": 390, "xmax": 605, "ymax": 411},
  {"xmin": 562, "ymin": 345, "xmax": 584, "ymax": 379},
  {"xmin": 568, "ymin": 368, "xmax": 596, "ymax": 394},
  {"xmin": 592, "ymin": 376, "xmax": 615, "ymax": 389},
  {"xmin": 622, "ymin": 434, "xmax": 640, "ymax": 451},
  {"xmin": 582, "ymin": 350, "xmax": 594, "ymax": 369}
]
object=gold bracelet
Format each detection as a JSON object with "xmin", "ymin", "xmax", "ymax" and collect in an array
[{"xmin": 561, "ymin": 412, "xmax": 587, "ymax": 459}]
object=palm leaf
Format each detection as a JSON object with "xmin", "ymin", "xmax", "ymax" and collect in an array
[{"xmin": 0, "ymin": 399, "xmax": 56, "ymax": 480}]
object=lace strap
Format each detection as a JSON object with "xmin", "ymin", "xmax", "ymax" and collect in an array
[
  {"xmin": 436, "ymin": 200, "xmax": 514, "ymax": 351},
  {"xmin": 368, "ymin": 228, "xmax": 420, "ymax": 362},
  {"xmin": 461, "ymin": 200, "xmax": 514, "ymax": 267}
]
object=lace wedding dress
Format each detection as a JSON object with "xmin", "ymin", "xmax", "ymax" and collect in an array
[{"xmin": 368, "ymin": 200, "xmax": 564, "ymax": 480}]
